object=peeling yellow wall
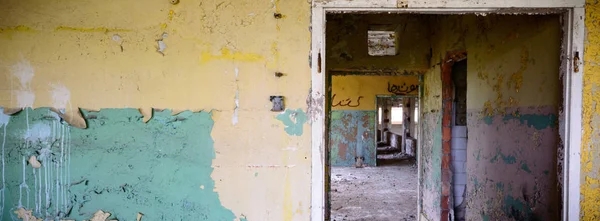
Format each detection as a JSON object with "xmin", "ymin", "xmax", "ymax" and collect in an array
[
  {"xmin": 582, "ymin": 1, "xmax": 600, "ymax": 219},
  {"xmin": 331, "ymin": 75, "xmax": 419, "ymax": 111},
  {"xmin": 0, "ymin": 0, "xmax": 311, "ymax": 220},
  {"xmin": 463, "ymin": 15, "xmax": 562, "ymax": 112},
  {"xmin": 425, "ymin": 14, "xmax": 561, "ymax": 114}
]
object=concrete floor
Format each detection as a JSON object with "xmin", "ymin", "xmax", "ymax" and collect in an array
[{"xmin": 330, "ymin": 160, "xmax": 418, "ymax": 221}]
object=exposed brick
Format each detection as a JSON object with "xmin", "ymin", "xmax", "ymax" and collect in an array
[
  {"xmin": 442, "ymin": 179, "xmax": 452, "ymax": 196},
  {"xmin": 442, "ymin": 116, "xmax": 452, "ymax": 127},
  {"xmin": 442, "ymin": 169, "xmax": 451, "ymax": 182},
  {"xmin": 442, "ymin": 128, "xmax": 452, "ymax": 141},
  {"xmin": 439, "ymin": 51, "xmax": 466, "ymax": 221},
  {"xmin": 442, "ymin": 143, "xmax": 451, "ymax": 154},
  {"xmin": 441, "ymin": 196, "xmax": 450, "ymax": 210},
  {"xmin": 441, "ymin": 210, "xmax": 449, "ymax": 221},
  {"xmin": 442, "ymin": 154, "xmax": 451, "ymax": 169}
]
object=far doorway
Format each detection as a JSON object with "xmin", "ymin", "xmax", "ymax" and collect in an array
[{"xmin": 328, "ymin": 75, "xmax": 421, "ymax": 220}]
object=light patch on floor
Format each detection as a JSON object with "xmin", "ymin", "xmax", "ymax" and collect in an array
[{"xmin": 331, "ymin": 161, "xmax": 418, "ymax": 221}]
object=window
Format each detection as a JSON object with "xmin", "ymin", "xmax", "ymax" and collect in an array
[
  {"xmin": 414, "ymin": 106, "xmax": 418, "ymax": 123},
  {"xmin": 391, "ymin": 107, "xmax": 403, "ymax": 124},
  {"xmin": 378, "ymin": 107, "xmax": 383, "ymax": 124},
  {"xmin": 367, "ymin": 26, "xmax": 397, "ymax": 56}
]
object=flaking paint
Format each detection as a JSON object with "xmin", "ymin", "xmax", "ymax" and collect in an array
[
  {"xmin": 582, "ymin": 0, "xmax": 600, "ymax": 219},
  {"xmin": 328, "ymin": 110, "xmax": 376, "ymax": 166},
  {"xmin": 423, "ymin": 14, "xmax": 562, "ymax": 220},
  {"xmin": 461, "ymin": 14, "xmax": 562, "ymax": 220},
  {"xmin": 2, "ymin": 108, "xmax": 241, "ymax": 220},
  {"xmin": 0, "ymin": 0, "xmax": 312, "ymax": 220},
  {"xmin": 276, "ymin": 109, "xmax": 308, "ymax": 136}
]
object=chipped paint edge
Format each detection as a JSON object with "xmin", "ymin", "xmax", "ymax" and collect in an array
[
  {"xmin": 311, "ymin": 5, "xmax": 326, "ymax": 221},
  {"xmin": 565, "ymin": 7, "xmax": 584, "ymax": 221}
]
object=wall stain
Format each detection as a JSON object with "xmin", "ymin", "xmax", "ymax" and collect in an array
[
  {"xmin": 0, "ymin": 25, "xmax": 35, "ymax": 34},
  {"xmin": 490, "ymin": 149, "xmax": 517, "ymax": 164},
  {"xmin": 54, "ymin": 26, "xmax": 131, "ymax": 32},
  {"xmin": 502, "ymin": 112, "xmax": 557, "ymax": 130},
  {"xmin": 200, "ymin": 48, "xmax": 265, "ymax": 63},
  {"xmin": 520, "ymin": 162, "xmax": 532, "ymax": 173}
]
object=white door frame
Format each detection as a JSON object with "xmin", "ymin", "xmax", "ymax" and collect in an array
[{"xmin": 310, "ymin": 1, "xmax": 584, "ymax": 220}]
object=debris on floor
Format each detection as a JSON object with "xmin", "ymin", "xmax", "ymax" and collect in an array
[{"xmin": 331, "ymin": 160, "xmax": 418, "ymax": 221}]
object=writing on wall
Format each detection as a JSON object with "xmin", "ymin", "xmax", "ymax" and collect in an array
[
  {"xmin": 387, "ymin": 82, "xmax": 419, "ymax": 95},
  {"xmin": 332, "ymin": 94, "xmax": 363, "ymax": 107},
  {"xmin": 331, "ymin": 75, "xmax": 419, "ymax": 110}
]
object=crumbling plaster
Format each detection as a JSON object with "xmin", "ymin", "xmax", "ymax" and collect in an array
[
  {"xmin": 0, "ymin": 0, "xmax": 599, "ymax": 220},
  {"xmin": 420, "ymin": 14, "xmax": 563, "ymax": 220},
  {"xmin": 0, "ymin": 0, "xmax": 311, "ymax": 220},
  {"xmin": 463, "ymin": 14, "xmax": 562, "ymax": 220}
]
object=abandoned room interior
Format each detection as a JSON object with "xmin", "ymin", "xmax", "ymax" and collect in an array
[
  {"xmin": 0, "ymin": 0, "xmax": 599, "ymax": 220},
  {"xmin": 325, "ymin": 12, "xmax": 563, "ymax": 221}
]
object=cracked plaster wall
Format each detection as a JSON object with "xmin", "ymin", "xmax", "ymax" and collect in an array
[
  {"xmin": 1, "ymin": 0, "xmax": 600, "ymax": 220},
  {"xmin": 461, "ymin": 15, "xmax": 562, "ymax": 220},
  {"xmin": 421, "ymin": 14, "xmax": 563, "ymax": 220},
  {"xmin": 435, "ymin": 14, "xmax": 563, "ymax": 220},
  {"xmin": 0, "ymin": 0, "xmax": 311, "ymax": 220}
]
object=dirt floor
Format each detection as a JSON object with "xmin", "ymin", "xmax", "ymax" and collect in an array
[{"xmin": 330, "ymin": 160, "xmax": 418, "ymax": 221}]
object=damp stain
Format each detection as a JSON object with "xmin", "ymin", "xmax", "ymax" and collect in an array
[{"xmin": 502, "ymin": 112, "xmax": 557, "ymax": 130}]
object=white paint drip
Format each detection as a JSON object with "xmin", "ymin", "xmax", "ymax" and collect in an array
[
  {"xmin": 11, "ymin": 59, "xmax": 36, "ymax": 107},
  {"xmin": 44, "ymin": 148, "xmax": 49, "ymax": 217},
  {"xmin": 0, "ymin": 114, "xmax": 8, "ymax": 221},
  {"xmin": 25, "ymin": 123, "xmax": 52, "ymax": 142},
  {"xmin": 19, "ymin": 156, "xmax": 30, "ymax": 208},
  {"xmin": 55, "ymin": 160, "xmax": 59, "ymax": 216},
  {"xmin": 33, "ymin": 168, "xmax": 37, "ymax": 214},
  {"xmin": 37, "ymin": 167, "xmax": 41, "ymax": 216},
  {"xmin": 65, "ymin": 126, "xmax": 70, "ymax": 212},
  {"xmin": 26, "ymin": 109, "xmax": 29, "ymax": 139},
  {"xmin": 57, "ymin": 126, "xmax": 63, "ymax": 214},
  {"xmin": 2, "ymin": 109, "xmax": 73, "ymax": 218},
  {"xmin": 0, "ymin": 108, "xmax": 10, "ymax": 127},
  {"xmin": 50, "ymin": 83, "xmax": 71, "ymax": 109},
  {"xmin": 232, "ymin": 67, "xmax": 239, "ymax": 126},
  {"xmin": 36, "ymin": 168, "xmax": 40, "ymax": 214}
]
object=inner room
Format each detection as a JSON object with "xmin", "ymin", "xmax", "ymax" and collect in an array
[{"xmin": 326, "ymin": 12, "xmax": 563, "ymax": 221}]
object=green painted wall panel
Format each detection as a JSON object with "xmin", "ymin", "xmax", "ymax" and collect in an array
[
  {"xmin": 0, "ymin": 108, "xmax": 237, "ymax": 221},
  {"xmin": 329, "ymin": 110, "xmax": 376, "ymax": 167}
]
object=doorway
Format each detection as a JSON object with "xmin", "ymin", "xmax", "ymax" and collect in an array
[
  {"xmin": 328, "ymin": 86, "xmax": 421, "ymax": 221},
  {"xmin": 376, "ymin": 96, "xmax": 419, "ymax": 165},
  {"xmin": 318, "ymin": 11, "xmax": 578, "ymax": 221}
]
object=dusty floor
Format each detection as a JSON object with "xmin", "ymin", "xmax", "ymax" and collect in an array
[{"xmin": 330, "ymin": 160, "xmax": 418, "ymax": 221}]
